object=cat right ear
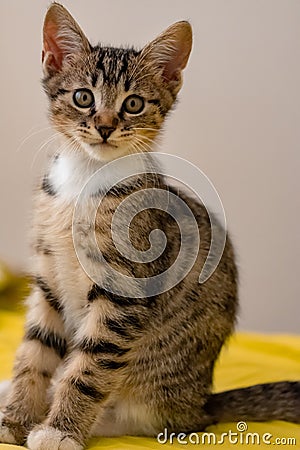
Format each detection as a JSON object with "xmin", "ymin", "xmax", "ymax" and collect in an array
[
  {"xmin": 42, "ymin": 2, "xmax": 91, "ymax": 76},
  {"xmin": 140, "ymin": 21, "xmax": 193, "ymax": 95}
]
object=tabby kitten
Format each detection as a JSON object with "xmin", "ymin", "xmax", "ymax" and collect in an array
[{"xmin": 0, "ymin": 3, "xmax": 299, "ymax": 450}]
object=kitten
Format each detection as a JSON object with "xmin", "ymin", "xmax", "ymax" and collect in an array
[{"xmin": 0, "ymin": 3, "xmax": 299, "ymax": 450}]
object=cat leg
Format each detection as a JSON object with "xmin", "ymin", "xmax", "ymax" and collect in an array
[
  {"xmin": 27, "ymin": 295, "xmax": 132, "ymax": 450},
  {"xmin": 27, "ymin": 350, "xmax": 116, "ymax": 450},
  {"xmin": 0, "ymin": 289, "xmax": 66, "ymax": 445}
]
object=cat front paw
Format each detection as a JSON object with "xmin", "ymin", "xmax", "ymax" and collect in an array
[
  {"xmin": 0, "ymin": 411, "xmax": 27, "ymax": 444},
  {"xmin": 27, "ymin": 425, "xmax": 83, "ymax": 450}
]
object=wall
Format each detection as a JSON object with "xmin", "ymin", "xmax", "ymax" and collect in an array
[{"xmin": 0, "ymin": 0, "xmax": 299, "ymax": 332}]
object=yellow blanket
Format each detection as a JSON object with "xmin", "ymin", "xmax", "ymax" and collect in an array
[{"xmin": 0, "ymin": 310, "xmax": 299, "ymax": 450}]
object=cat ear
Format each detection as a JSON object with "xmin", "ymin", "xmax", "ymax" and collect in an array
[
  {"xmin": 42, "ymin": 2, "xmax": 91, "ymax": 76},
  {"xmin": 141, "ymin": 21, "xmax": 192, "ymax": 93}
]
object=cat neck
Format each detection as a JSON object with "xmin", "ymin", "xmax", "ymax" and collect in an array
[
  {"xmin": 47, "ymin": 138, "xmax": 156, "ymax": 203},
  {"xmin": 47, "ymin": 147, "xmax": 104, "ymax": 202}
]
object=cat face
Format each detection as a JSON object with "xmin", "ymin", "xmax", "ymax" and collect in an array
[{"xmin": 42, "ymin": 3, "xmax": 192, "ymax": 162}]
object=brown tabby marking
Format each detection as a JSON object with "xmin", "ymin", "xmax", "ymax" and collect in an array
[{"xmin": 0, "ymin": 3, "xmax": 298, "ymax": 450}]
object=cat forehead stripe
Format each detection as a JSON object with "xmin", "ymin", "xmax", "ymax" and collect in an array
[{"xmin": 91, "ymin": 46, "xmax": 139, "ymax": 88}]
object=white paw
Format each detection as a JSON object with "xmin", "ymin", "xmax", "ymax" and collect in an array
[
  {"xmin": 27, "ymin": 425, "xmax": 83, "ymax": 450},
  {"xmin": 0, "ymin": 411, "xmax": 17, "ymax": 444}
]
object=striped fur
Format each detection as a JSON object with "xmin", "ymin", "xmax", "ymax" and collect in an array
[{"xmin": 0, "ymin": 3, "xmax": 298, "ymax": 450}]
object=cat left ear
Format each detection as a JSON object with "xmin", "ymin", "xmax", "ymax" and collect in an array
[
  {"xmin": 141, "ymin": 21, "xmax": 192, "ymax": 94},
  {"xmin": 42, "ymin": 3, "xmax": 91, "ymax": 76}
]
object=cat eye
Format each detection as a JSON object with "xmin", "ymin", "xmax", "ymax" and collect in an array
[
  {"xmin": 73, "ymin": 89, "xmax": 94, "ymax": 108},
  {"xmin": 122, "ymin": 95, "xmax": 145, "ymax": 114}
]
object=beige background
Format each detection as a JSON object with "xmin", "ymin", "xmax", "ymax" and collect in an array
[{"xmin": 0, "ymin": 1, "xmax": 299, "ymax": 333}]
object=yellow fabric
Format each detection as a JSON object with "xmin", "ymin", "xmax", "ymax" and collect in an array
[{"xmin": 0, "ymin": 310, "xmax": 299, "ymax": 449}]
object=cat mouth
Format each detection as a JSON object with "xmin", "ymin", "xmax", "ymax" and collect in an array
[{"xmin": 89, "ymin": 141, "xmax": 118, "ymax": 149}]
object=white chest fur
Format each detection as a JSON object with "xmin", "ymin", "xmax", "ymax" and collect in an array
[
  {"xmin": 48, "ymin": 151, "xmax": 104, "ymax": 202},
  {"xmin": 48, "ymin": 147, "xmax": 152, "ymax": 203}
]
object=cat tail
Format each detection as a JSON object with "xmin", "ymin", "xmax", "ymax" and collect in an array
[{"xmin": 204, "ymin": 381, "xmax": 300, "ymax": 424}]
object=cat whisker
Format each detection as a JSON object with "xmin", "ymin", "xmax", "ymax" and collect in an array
[
  {"xmin": 133, "ymin": 135, "xmax": 161, "ymax": 152},
  {"xmin": 132, "ymin": 127, "xmax": 159, "ymax": 133},
  {"xmin": 60, "ymin": 136, "xmax": 82, "ymax": 159},
  {"xmin": 29, "ymin": 133, "xmax": 62, "ymax": 171},
  {"xmin": 131, "ymin": 138, "xmax": 153, "ymax": 155},
  {"xmin": 16, "ymin": 124, "xmax": 56, "ymax": 154}
]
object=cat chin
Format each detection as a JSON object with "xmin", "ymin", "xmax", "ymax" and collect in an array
[{"xmin": 82, "ymin": 142, "xmax": 133, "ymax": 163}]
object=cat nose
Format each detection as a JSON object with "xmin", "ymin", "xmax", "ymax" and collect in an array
[
  {"xmin": 96, "ymin": 126, "xmax": 115, "ymax": 141},
  {"xmin": 94, "ymin": 112, "xmax": 119, "ymax": 142}
]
